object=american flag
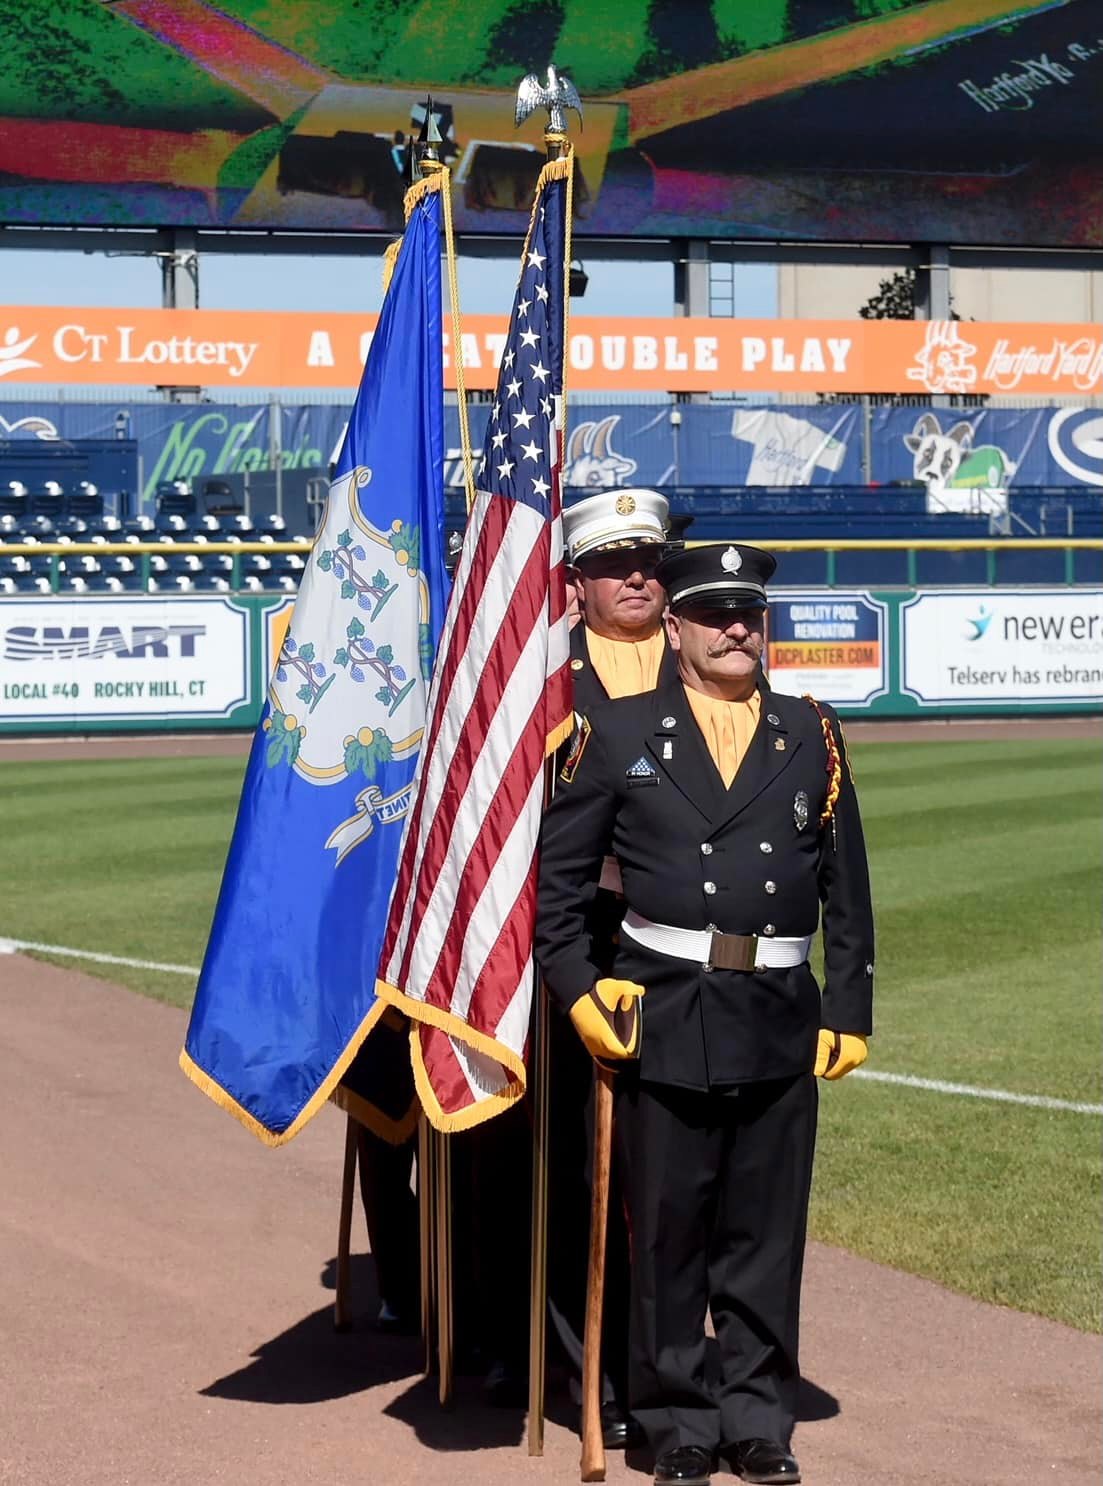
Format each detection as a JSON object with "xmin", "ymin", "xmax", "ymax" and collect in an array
[{"xmin": 378, "ymin": 161, "xmax": 574, "ymax": 1130}]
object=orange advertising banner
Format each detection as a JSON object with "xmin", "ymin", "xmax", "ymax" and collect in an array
[{"xmin": 1, "ymin": 306, "xmax": 1102, "ymax": 396}]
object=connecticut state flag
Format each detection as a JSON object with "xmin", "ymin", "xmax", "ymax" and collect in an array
[{"xmin": 181, "ymin": 179, "xmax": 448, "ymax": 1145}]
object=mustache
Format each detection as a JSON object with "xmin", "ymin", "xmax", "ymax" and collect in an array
[{"xmin": 706, "ymin": 640, "xmax": 755, "ymax": 658}]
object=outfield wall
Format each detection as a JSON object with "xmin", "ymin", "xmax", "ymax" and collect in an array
[{"xmin": 1, "ymin": 588, "xmax": 1100, "ymax": 734}]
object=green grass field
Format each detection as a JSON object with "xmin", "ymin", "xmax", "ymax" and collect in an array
[{"xmin": 3, "ymin": 736, "xmax": 1100, "ymax": 1331}]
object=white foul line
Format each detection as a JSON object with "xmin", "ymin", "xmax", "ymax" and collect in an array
[
  {"xmin": 2, "ymin": 936, "xmax": 1101, "ymax": 1116},
  {"xmin": 853, "ymin": 1068, "xmax": 1102, "ymax": 1116},
  {"xmin": 0, "ymin": 937, "xmax": 201, "ymax": 978}
]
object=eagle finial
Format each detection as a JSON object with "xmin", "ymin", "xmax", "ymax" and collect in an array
[{"xmin": 515, "ymin": 63, "xmax": 583, "ymax": 135}]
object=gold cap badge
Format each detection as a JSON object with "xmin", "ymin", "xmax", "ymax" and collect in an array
[{"xmin": 615, "ymin": 493, "xmax": 637, "ymax": 515}]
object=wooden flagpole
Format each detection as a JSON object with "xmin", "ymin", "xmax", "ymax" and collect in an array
[{"xmin": 580, "ymin": 1066, "xmax": 615, "ymax": 1480}]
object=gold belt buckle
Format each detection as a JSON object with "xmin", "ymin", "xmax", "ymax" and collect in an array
[{"xmin": 708, "ymin": 931, "xmax": 759, "ymax": 972}]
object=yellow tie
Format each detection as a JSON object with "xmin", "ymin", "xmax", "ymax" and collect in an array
[
  {"xmin": 683, "ymin": 686, "xmax": 762, "ymax": 787},
  {"xmin": 585, "ymin": 629, "xmax": 665, "ymax": 699}
]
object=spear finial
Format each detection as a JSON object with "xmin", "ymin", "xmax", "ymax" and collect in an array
[{"xmin": 414, "ymin": 94, "xmax": 444, "ymax": 177}]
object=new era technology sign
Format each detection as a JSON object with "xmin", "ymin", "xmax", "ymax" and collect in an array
[
  {"xmin": 0, "ymin": 596, "xmax": 252, "ymax": 725},
  {"xmin": 901, "ymin": 589, "xmax": 1103, "ymax": 707}
]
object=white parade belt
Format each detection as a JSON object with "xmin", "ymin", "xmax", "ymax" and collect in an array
[{"xmin": 620, "ymin": 909, "xmax": 812, "ymax": 972}]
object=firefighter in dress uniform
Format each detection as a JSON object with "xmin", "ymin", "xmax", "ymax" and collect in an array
[
  {"xmin": 547, "ymin": 487, "xmax": 674, "ymax": 1447},
  {"xmin": 536, "ymin": 543, "xmax": 875, "ymax": 1486}
]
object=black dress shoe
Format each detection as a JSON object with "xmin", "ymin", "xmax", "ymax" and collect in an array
[
  {"xmin": 599, "ymin": 1400, "xmax": 646, "ymax": 1451},
  {"xmin": 729, "ymin": 1438, "xmax": 801, "ymax": 1484},
  {"xmin": 653, "ymin": 1445, "xmax": 713, "ymax": 1485}
]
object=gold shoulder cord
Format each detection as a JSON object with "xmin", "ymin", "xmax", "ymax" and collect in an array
[{"xmin": 802, "ymin": 694, "xmax": 842, "ymax": 833}]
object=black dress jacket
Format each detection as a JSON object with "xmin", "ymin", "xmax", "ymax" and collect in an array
[{"xmin": 535, "ymin": 674, "xmax": 875, "ymax": 1091}]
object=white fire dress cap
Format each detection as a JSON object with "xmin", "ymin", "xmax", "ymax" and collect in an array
[{"xmin": 563, "ymin": 488, "xmax": 670, "ymax": 564}]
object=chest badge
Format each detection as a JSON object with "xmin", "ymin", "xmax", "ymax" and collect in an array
[
  {"xmin": 793, "ymin": 789, "xmax": 809, "ymax": 830},
  {"xmin": 774, "ymin": 737, "xmax": 786, "ymax": 752},
  {"xmin": 626, "ymin": 756, "xmax": 658, "ymax": 778}
]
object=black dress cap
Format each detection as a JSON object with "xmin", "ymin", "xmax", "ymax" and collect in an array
[{"xmin": 656, "ymin": 543, "xmax": 777, "ymax": 612}]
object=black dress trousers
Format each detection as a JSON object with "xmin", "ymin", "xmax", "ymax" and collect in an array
[{"xmin": 616, "ymin": 1071, "xmax": 818, "ymax": 1459}]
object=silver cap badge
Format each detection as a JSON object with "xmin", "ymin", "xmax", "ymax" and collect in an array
[{"xmin": 721, "ymin": 546, "xmax": 742, "ymax": 574}]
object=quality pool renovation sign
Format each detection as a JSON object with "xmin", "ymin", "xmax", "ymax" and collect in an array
[
  {"xmin": 901, "ymin": 588, "xmax": 1103, "ymax": 706},
  {"xmin": 767, "ymin": 592, "xmax": 888, "ymax": 706}
]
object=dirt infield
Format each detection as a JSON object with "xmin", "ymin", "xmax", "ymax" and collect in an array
[
  {"xmin": 1, "ymin": 953, "xmax": 1099, "ymax": 1486},
  {"xmin": 1, "ymin": 714, "xmax": 1099, "ymax": 763}
]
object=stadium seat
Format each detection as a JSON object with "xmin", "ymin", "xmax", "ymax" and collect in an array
[
  {"xmin": 30, "ymin": 483, "xmax": 65, "ymax": 518},
  {"xmin": 155, "ymin": 513, "xmax": 190, "ymax": 536},
  {"xmin": 124, "ymin": 516, "xmax": 156, "ymax": 537},
  {"xmin": 191, "ymin": 572, "xmax": 231, "ymax": 592},
  {"xmin": 87, "ymin": 516, "xmax": 123, "ymax": 540},
  {"xmin": 54, "ymin": 516, "xmax": 89, "ymax": 539},
  {"xmin": 1, "ymin": 482, "xmax": 29, "ymax": 519},
  {"xmin": 66, "ymin": 483, "xmax": 104, "ymax": 521},
  {"xmin": 155, "ymin": 480, "xmax": 197, "ymax": 517},
  {"xmin": 255, "ymin": 513, "xmax": 288, "ymax": 539}
]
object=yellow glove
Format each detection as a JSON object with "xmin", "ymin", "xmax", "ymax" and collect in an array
[
  {"xmin": 569, "ymin": 978, "xmax": 645, "ymax": 1063},
  {"xmin": 814, "ymin": 1029, "xmax": 868, "ymax": 1081}
]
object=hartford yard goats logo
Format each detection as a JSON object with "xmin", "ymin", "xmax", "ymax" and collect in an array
[{"xmin": 265, "ymin": 464, "xmax": 432, "ymax": 864}]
